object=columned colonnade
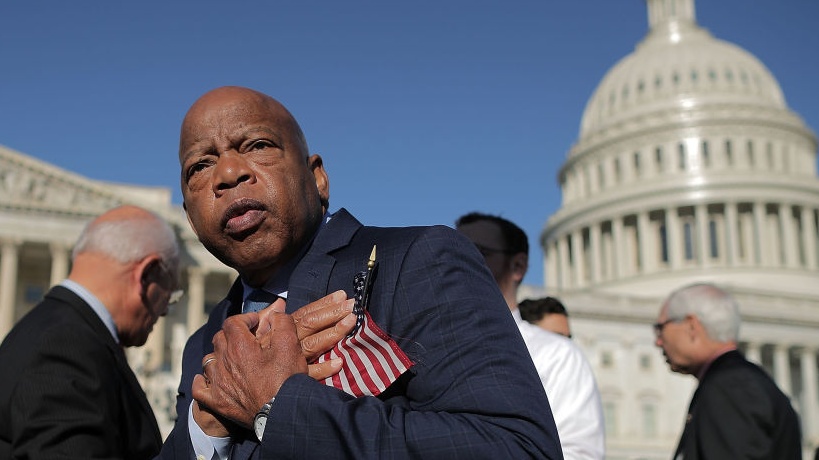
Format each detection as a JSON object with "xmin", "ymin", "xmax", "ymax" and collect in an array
[
  {"xmin": 545, "ymin": 200, "xmax": 819, "ymax": 290},
  {"xmin": 743, "ymin": 341, "xmax": 819, "ymax": 444}
]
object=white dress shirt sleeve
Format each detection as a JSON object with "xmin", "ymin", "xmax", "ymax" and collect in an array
[{"xmin": 188, "ymin": 401, "xmax": 233, "ymax": 460}]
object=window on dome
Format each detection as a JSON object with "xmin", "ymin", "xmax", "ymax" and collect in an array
[
  {"xmin": 747, "ymin": 140, "xmax": 755, "ymax": 168},
  {"xmin": 708, "ymin": 69, "xmax": 717, "ymax": 82},
  {"xmin": 655, "ymin": 75, "xmax": 662, "ymax": 89},
  {"xmin": 614, "ymin": 158, "xmax": 622, "ymax": 184},
  {"xmin": 702, "ymin": 141, "xmax": 711, "ymax": 167},
  {"xmin": 638, "ymin": 80, "xmax": 645, "ymax": 94},
  {"xmin": 725, "ymin": 140, "xmax": 733, "ymax": 166},
  {"xmin": 741, "ymin": 71, "xmax": 749, "ymax": 85},
  {"xmin": 726, "ymin": 69, "xmax": 734, "ymax": 82},
  {"xmin": 622, "ymin": 85, "xmax": 629, "ymax": 100},
  {"xmin": 659, "ymin": 224, "xmax": 669, "ymax": 263},
  {"xmin": 709, "ymin": 219, "xmax": 719, "ymax": 259},
  {"xmin": 683, "ymin": 221, "xmax": 694, "ymax": 261},
  {"xmin": 691, "ymin": 69, "xmax": 698, "ymax": 84},
  {"xmin": 634, "ymin": 151, "xmax": 642, "ymax": 176},
  {"xmin": 672, "ymin": 72, "xmax": 680, "ymax": 86},
  {"xmin": 598, "ymin": 162, "xmax": 606, "ymax": 190},
  {"xmin": 678, "ymin": 143, "xmax": 687, "ymax": 171},
  {"xmin": 655, "ymin": 147, "xmax": 664, "ymax": 172}
]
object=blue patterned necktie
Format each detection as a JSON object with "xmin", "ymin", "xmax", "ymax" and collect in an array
[{"xmin": 243, "ymin": 289, "xmax": 280, "ymax": 313}]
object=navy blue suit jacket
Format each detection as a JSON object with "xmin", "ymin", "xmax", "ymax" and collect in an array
[
  {"xmin": 674, "ymin": 350, "xmax": 801, "ymax": 459},
  {"xmin": 0, "ymin": 286, "xmax": 162, "ymax": 459},
  {"xmin": 160, "ymin": 208, "xmax": 561, "ymax": 459}
]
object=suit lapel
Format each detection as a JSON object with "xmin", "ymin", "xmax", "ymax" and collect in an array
[{"xmin": 286, "ymin": 208, "xmax": 362, "ymax": 312}]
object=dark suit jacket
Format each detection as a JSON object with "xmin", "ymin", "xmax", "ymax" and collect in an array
[
  {"xmin": 0, "ymin": 286, "xmax": 162, "ymax": 459},
  {"xmin": 674, "ymin": 350, "xmax": 801, "ymax": 460},
  {"xmin": 160, "ymin": 208, "xmax": 561, "ymax": 459}
]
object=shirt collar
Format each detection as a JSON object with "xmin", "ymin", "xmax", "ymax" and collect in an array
[
  {"xmin": 60, "ymin": 279, "xmax": 119, "ymax": 343},
  {"xmin": 241, "ymin": 211, "xmax": 331, "ymax": 301}
]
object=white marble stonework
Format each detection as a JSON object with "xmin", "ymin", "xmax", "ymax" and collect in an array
[{"xmin": 533, "ymin": 0, "xmax": 819, "ymax": 458}]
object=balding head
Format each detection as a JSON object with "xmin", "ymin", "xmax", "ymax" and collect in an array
[
  {"xmin": 180, "ymin": 86, "xmax": 308, "ymax": 163},
  {"xmin": 177, "ymin": 86, "xmax": 329, "ymax": 286}
]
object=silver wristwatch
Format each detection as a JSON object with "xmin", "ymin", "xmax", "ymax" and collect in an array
[{"xmin": 253, "ymin": 397, "xmax": 275, "ymax": 442}]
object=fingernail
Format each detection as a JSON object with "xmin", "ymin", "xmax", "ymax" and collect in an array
[{"xmin": 340, "ymin": 313, "xmax": 356, "ymax": 326}]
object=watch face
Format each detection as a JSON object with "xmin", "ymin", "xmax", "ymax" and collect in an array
[{"xmin": 254, "ymin": 414, "xmax": 267, "ymax": 441}]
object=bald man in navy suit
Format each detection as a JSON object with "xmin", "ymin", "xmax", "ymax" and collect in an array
[{"xmin": 158, "ymin": 86, "xmax": 562, "ymax": 459}]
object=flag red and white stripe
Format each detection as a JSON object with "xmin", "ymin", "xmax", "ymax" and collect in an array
[{"xmin": 315, "ymin": 310, "xmax": 413, "ymax": 397}]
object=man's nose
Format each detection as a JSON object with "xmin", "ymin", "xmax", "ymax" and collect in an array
[{"xmin": 213, "ymin": 150, "xmax": 254, "ymax": 193}]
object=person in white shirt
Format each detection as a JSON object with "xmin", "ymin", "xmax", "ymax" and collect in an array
[{"xmin": 456, "ymin": 212, "xmax": 606, "ymax": 460}]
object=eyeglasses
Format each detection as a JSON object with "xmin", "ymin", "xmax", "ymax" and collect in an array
[
  {"xmin": 653, "ymin": 318, "xmax": 681, "ymax": 337},
  {"xmin": 157, "ymin": 260, "xmax": 184, "ymax": 305}
]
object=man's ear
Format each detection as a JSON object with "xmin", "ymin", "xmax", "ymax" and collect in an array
[
  {"xmin": 687, "ymin": 314, "xmax": 706, "ymax": 341},
  {"xmin": 510, "ymin": 252, "xmax": 528, "ymax": 284},
  {"xmin": 308, "ymin": 154, "xmax": 330, "ymax": 211}
]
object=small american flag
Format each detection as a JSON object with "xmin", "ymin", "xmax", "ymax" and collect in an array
[{"xmin": 314, "ymin": 246, "xmax": 413, "ymax": 397}]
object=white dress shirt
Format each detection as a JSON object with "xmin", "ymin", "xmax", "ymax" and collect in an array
[{"xmin": 512, "ymin": 308, "xmax": 606, "ymax": 460}]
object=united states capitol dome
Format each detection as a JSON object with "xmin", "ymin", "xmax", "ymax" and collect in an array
[
  {"xmin": 575, "ymin": 0, "xmax": 802, "ymax": 153},
  {"xmin": 544, "ymin": 0, "xmax": 819, "ymax": 298}
]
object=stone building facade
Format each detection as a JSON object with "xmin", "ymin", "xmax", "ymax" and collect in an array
[{"xmin": 531, "ymin": 0, "xmax": 819, "ymax": 457}]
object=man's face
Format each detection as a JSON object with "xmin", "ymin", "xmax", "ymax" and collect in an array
[
  {"xmin": 535, "ymin": 313, "xmax": 571, "ymax": 338},
  {"xmin": 179, "ymin": 88, "xmax": 329, "ymax": 285},
  {"xmin": 654, "ymin": 304, "xmax": 695, "ymax": 375},
  {"xmin": 122, "ymin": 259, "xmax": 178, "ymax": 347},
  {"xmin": 456, "ymin": 220, "xmax": 512, "ymax": 285}
]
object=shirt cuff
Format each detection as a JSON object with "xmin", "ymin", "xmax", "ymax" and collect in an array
[{"xmin": 188, "ymin": 401, "xmax": 233, "ymax": 460}]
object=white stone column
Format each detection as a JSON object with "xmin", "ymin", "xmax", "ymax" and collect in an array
[
  {"xmin": 186, "ymin": 267, "xmax": 206, "ymax": 336},
  {"xmin": 695, "ymin": 204, "xmax": 710, "ymax": 266},
  {"xmin": 773, "ymin": 344, "xmax": 792, "ymax": 397},
  {"xmin": 571, "ymin": 229, "xmax": 585, "ymax": 288},
  {"xmin": 143, "ymin": 316, "xmax": 165, "ymax": 372},
  {"xmin": 558, "ymin": 235, "xmax": 570, "ymax": 291},
  {"xmin": 49, "ymin": 243, "xmax": 71, "ymax": 287},
  {"xmin": 546, "ymin": 240, "xmax": 558, "ymax": 290},
  {"xmin": 0, "ymin": 239, "xmax": 21, "ymax": 338},
  {"xmin": 725, "ymin": 202, "xmax": 739, "ymax": 266},
  {"xmin": 612, "ymin": 217, "xmax": 624, "ymax": 279},
  {"xmin": 801, "ymin": 206, "xmax": 817, "ymax": 269},
  {"xmin": 753, "ymin": 202, "xmax": 767, "ymax": 266},
  {"xmin": 590, "ymin": 223, "xmax": 602, "ymax": 283},
  {"xmin": 779, "ymin": 204, "xmax": 798, "ymax": 268},
  {"xmin": 745, "ymin": 342, "xmax": 761, "ymax": 365},
  {"xmin": 799, "ymin": 347, "xmax": 819, "ymax": 444},
  {"xmin": 638, "ymin": 211, "xmax": 652, "ymax": 274},
  {"xmin": 666, "ymin": 207, "xmax": 681, "ymax": 269}
]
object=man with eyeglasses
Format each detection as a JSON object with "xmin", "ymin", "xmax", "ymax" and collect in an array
[
  {"xmin": 456, "ymin": 211, "xmax": 605, "ymax": 459},
  {"xmin": 0, "ymin": 205, "xmax": 181, "ymax": 459},
  {"xmin": 655, "ymin": 282, "xmax": 801, "ymax": 459}
]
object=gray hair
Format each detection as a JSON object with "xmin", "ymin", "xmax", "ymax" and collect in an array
[
  {"xmin": 665, "ymin": 282, "xmax": 741, "ymax": 342},
  {"xmin": 72, "ymin": 210, "xmax": 179, "ymax": 267}
]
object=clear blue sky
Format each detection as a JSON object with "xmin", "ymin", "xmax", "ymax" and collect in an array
[{"xmin": 1, "ymin": 1, "xmax": 817, "ymax": 287}]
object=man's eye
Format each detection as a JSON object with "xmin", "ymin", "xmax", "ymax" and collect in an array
[
  {"xmin": 248, "ymin": 140, "xmax": 275, "ymax": 151},
  {"xmin": 186, "ymin": 161, "xmax": 209, "ymax": 179}
]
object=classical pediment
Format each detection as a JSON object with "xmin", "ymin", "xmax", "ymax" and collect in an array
[{"xmin": 0, "ymin": 144, "xmax": 135, "ymax": 216}]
